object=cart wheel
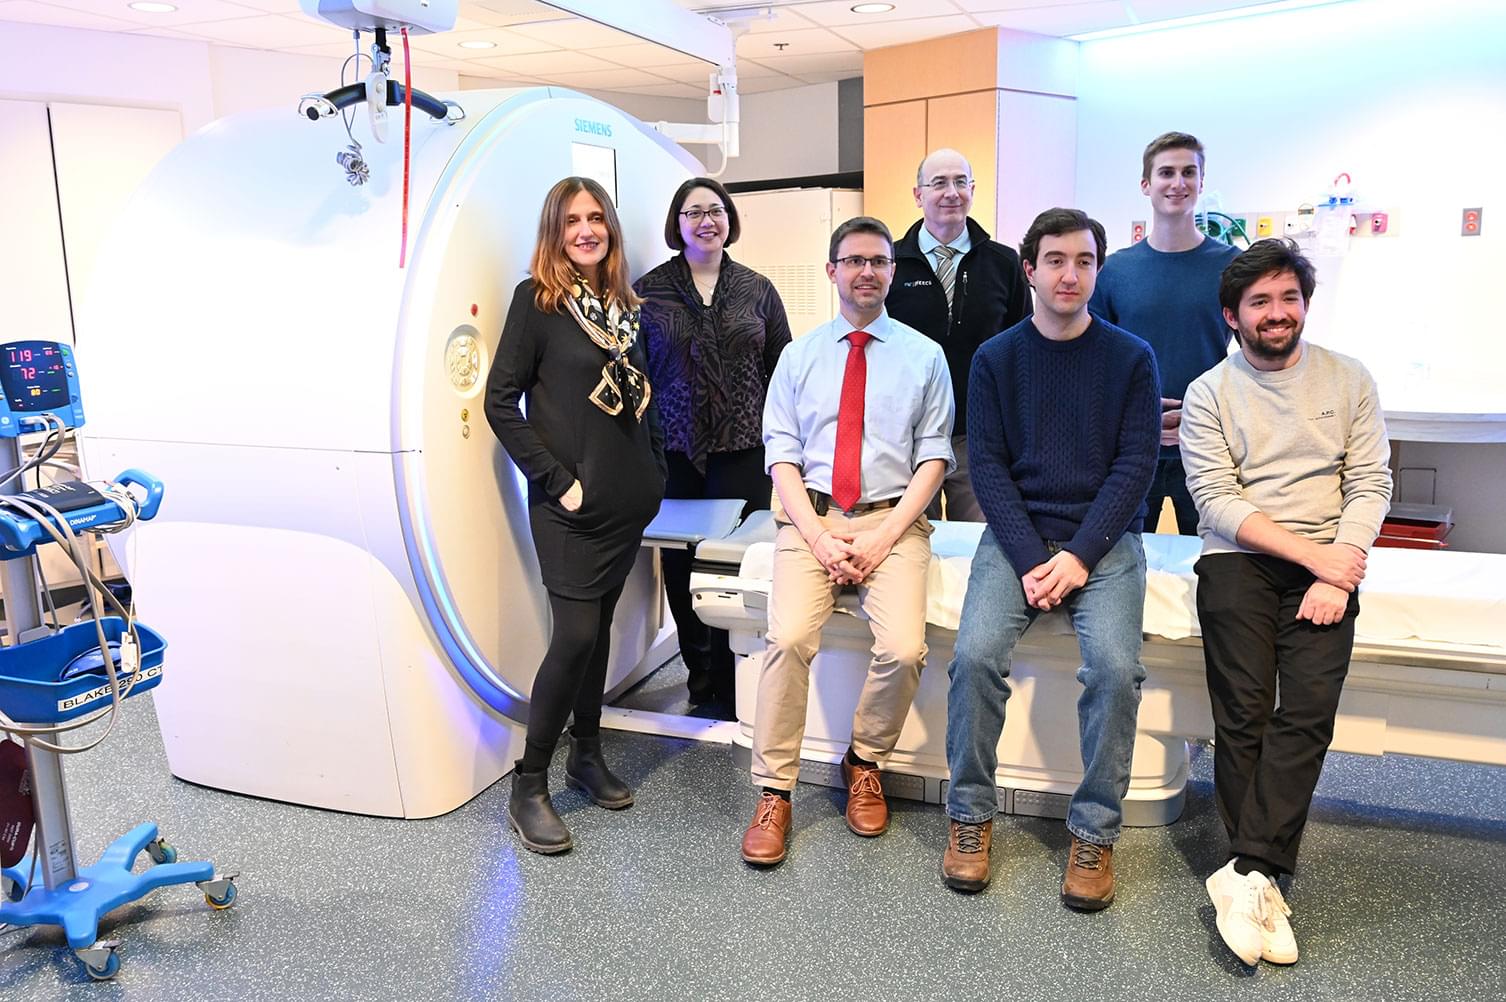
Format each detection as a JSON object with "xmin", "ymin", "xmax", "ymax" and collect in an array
[
  {"xmin": 83, "ymin": 949, "xmax": 121, "ymax": 981},
  {"xmin": 146, "ymin": 838, "xmax": 177, "ymax": 865},
  {"xmin": 205, "ymin": 881, "xmax": 237, "ymax": 910}
]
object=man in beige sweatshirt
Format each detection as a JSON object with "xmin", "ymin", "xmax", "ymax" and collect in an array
[{"xmin": 1179, "ymin": 238, "xmax": 1391, "ymax": 969}]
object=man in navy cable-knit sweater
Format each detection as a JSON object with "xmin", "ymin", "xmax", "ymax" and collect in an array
[{"xmin": 941, "ymin": 208, "xmax": 1160, "ymax": 911}]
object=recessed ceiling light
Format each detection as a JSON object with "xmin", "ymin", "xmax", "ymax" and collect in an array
[
  {"xmin": 851, "ymin": 3, "xmax": 895, "ymax": 12},
  {"xmin": 128, "ymin": 1, "xmax": 178, "ymax": 11},
  {"xmin": 458, "ymin": 40, "xmax": 498, "ymax": 50}
]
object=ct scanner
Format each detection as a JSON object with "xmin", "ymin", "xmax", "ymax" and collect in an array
[{"xmin": 77, "ymin": 88, "xmax": 698, "ymax": 818}]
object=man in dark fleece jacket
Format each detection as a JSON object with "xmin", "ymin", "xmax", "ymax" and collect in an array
[
  {"xmin": 940, "ymin": 208, "xmax": 1160, "ymax": 913},
  {"xmin": 886, "ymin": 148, "xmax": 1031, "ymax": 522}
]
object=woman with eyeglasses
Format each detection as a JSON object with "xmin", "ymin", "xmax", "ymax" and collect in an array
[
  {"xmin": 634, "ymin": 177, "xmax": 792, "ymax": 720},
  {"xmin": 485, "ymin": 176, "xmax": 666, "ymax": 854}
]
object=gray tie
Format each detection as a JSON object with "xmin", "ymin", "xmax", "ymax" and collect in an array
[{"xmin": 934, "ymin": 244, "xmax": 958, "ymax": 309}]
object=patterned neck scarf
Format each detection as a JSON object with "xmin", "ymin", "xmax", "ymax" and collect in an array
[{"xmin": 563, "ymin": 272, "xmax": 651, "ymax": 422}]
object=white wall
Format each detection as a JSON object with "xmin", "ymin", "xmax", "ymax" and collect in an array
[
  {"xmin": 1075, "ymin": 0, "xmax": 1506, "ymax": 551},
  {"xmin": 719, "ymin": 81, "xmax": 840, "ymax": 184},
  {"xmin": 1075, "ymin": 0, "xmax": 1506, "ymax": 407}
]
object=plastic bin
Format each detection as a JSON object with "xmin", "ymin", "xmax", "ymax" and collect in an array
[{"xmin": 0, "ymin": 618, "xmax": 166, "ymax": 724}]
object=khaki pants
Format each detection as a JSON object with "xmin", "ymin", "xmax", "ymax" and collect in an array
[{"xmin": 750, "ymin": 505, "xmax": 933, "ymax": 789}]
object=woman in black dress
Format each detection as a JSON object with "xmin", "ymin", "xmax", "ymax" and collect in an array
[
  {"xmin": 485, "ymin": 176, "xmax": 665, "ymax": 854},
  {"xmin": 635, "ymin": 177, "xmax": 791, "ymax": 719}
]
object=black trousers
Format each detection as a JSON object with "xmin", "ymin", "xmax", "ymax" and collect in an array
[
  {"xmin": 663, "ymin": 447, "xmax": 771, "ymax": 706},
  {"xmin": 521, "ymin": 581, "xmax": 627, "ymax": 772},
  {"xmin": 1195, "ymin": 552, "xmax": 1360, "ymax": 875},
  {"xmin": 1147, "ymin": 454, "xmax": 1199, "ymax": 535}
]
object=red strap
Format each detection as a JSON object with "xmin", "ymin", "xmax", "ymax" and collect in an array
[
  {"xmin": 830, "ymin": 330, "xmax": 872, "ymax": 511},
  {"xmin": 399, "ymin": 27, "xmax": 412, "ymax": 269}
]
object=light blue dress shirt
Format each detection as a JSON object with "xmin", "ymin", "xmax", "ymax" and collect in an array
[
  {"xmin": 762, "ymin": 310, "xmax": 956, "ymax": 503},
  {"xmin": 917, "ymin": 224, "xmax": 973, "ymax": 276}
]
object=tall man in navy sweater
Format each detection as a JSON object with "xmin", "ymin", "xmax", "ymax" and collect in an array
[
  {"xmin": 1089, "ymin": 132, "xmax": 1238, "ymax": 534},
  {"xmin": 941, "ymin": 208, "xmax": 1161, "ymax": 910}
]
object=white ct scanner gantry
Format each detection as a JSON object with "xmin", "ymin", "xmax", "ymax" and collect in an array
[{"xmin": 77, "ymin": 89, "xmax": 698, "ymax": 818}]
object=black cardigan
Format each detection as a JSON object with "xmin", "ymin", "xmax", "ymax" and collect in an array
[{"xmin": 485, "ymin": 279, "xmax": 666, "ymax": 598}]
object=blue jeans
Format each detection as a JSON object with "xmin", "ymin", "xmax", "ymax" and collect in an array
[{"xmin": 945, "ymin": 530, "xmax": 1147, "ymax": 844}]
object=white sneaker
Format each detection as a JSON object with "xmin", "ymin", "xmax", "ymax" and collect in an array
[
  {"xmin": 1205, "ymin": 859, "xmax": 1269, "ymax": 966},
  {"xmin": 1259, "ymin": 879, "xmax": 1299, "ymax": 965}
]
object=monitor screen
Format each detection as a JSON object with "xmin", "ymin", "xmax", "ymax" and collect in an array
[
  {"xmin": 571, "ymin": 142, "xmax": 618, "ymax": 207},
  {"xmin": 1, "ymin": 342, "xmax": 71, "ymax": 413}
]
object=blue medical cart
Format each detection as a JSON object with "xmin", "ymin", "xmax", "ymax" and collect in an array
[{"xmin": 0, "ymin": 339, "xmax": 236, "ymax": 981}]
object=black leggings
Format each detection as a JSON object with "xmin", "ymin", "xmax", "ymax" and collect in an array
[{"xmin": 520, "ymin": 581, "xmax": 627, "ymax": 772}]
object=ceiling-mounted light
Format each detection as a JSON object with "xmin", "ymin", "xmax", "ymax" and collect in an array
[
  {"xmin": 851, "ymin": 3, "xmax": 896, "ymax": 12},
  {"xmin": 128, "ymin": 1, "xmax": 178, "ymax": 11},
  {"xmin": 458, "ymin": 40, "xmax": 498, "ymax": 49}
]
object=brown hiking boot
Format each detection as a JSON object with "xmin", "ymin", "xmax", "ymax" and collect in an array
[
  {"xmin": 942, "ymin": 819, "xmax": 993, "ymax": 893},
  {"xmin": 1061, "ymin": 835, "xmax": 1115, "ymax": 910},
  {"xmin": 841, "ymin": 758, "xmax": 889, "ymax": 837},
  {"xmin": 741, "ymin": 792, "xmax": 792, "ymax": 866}
]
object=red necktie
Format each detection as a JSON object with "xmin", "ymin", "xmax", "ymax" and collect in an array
[{"xmin": 830, "ymin": 330, "xmax": 872, "ymax": 512}]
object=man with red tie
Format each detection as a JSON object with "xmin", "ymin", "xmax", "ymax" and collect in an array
[{"xmin": 741, "ymin": 216, "xmax": 956, "ymax": 867}]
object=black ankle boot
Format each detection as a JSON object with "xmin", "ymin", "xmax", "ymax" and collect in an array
[
  {"xmin": 508, "ymin": 766, "xmax": 572, "ymax": 854},
  {"xmin": 565, "ymin": 735, "xmax": 634, "ymax": 809}
]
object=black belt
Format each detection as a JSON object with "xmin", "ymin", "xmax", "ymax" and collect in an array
[{"xmin": 808, "ymin": 489, "xmax": 901, "ymax": 516}]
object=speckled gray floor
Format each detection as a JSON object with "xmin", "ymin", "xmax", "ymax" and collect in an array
[
  {"xmin": 2, "ymin": 686, "xmax": 1504, "ymax": 1001},
  {"xmin": 614, "ymin": 654, "xmax": 697, "ymax": 715}
]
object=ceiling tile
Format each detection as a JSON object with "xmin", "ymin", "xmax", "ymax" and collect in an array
[
  {"xmin": 737, "ymin": 26, "xmax": 858, "ymax": 58},
  {"xmin": 793, "ymin": 0, "xmax": 969, "ymax": 28},
  {"xmin": 465, "ymin": 48, "xmax": 617, "ymax": 74},
  {"xmin": 607, "ymin": 80, "xmax": 709, "ymax": 99},
  {"xmin": 747, "ymin": 50, "xmax": 863, "ymax": 78},
  {"xmin": 404, "ymin": 25, "xmax": 559, "ymax": 56},
  {"xmin": 40, "ymin": 0, "xmax": 267, "ymax": 26},
  {"xmin": 505, "ymin": 15, "xmax": 642, "ymax": 49},
  {"xmin": 586, "ymin": 42, "xmax": 708, "ymax": 68},
  {"xmin": 735, "ymin": 74, "xmax": 805, "ymax": 94},
  {"xmin": 539, "ymin": 66, "xmax": 689, "ymax": 89},
  {"xmin": 174, "ymin": 12, "xmax": 354, "ymax": 47},
  {"xmin": 121, "ymin": 25, "xmax": 212, "ymax": 40},
  {"xmin": 214, "ymin": 0, "xmax": 302, "ymax": 10},
  {"xmin": 967, "ymin": 1, "xmax": 1128, "ymax": 36},
  {"xmin": 0, "ymin": 0, "xmax": 137, "ymax": 31},
  {"xmin": 830, "ymin": 14, "xmax": 981, "ymax": 48},
  {"xmin": 652, "ymin": 57, "xmax": 787, "ymax": 84},
  {"xmin": 952, "ymin": 0, "xmax": 1092, "ymax": 10}
]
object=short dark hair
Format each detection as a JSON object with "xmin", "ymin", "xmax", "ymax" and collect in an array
[
  {"xmin": 1018, "ymin": 208, "xmax": 1107, "ymax": 269},
  {"xmin": 663, "ymin": 177, "xmax": 741, "ymax": 250},
  {"xmin": 1218, "ymin": 238, "xmax": 1318, "ymax": 315},
  {"xmin": 828, "ymin": 216, "xmax": 894, "ymax": 262},
  {"xmin": 1141, "ymin": 131, "xmax": 1205, "ymax": 183}
]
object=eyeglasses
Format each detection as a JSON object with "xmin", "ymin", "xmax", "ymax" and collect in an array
[
  {"xmin": 924, "ymin": 177, "xmax": 974, "ymax": 193},
  {"xmin": 833, "ymin": 255, "xmax": 894, "ymax": 270},
  {"xmin": 679, "ymin": 206, "xmax": 727, "ymax": 222}
]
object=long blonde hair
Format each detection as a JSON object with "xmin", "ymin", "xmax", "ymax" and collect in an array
[{"xmin": 529, "ymin": 176, "xmax": 641, "ymax": 314}]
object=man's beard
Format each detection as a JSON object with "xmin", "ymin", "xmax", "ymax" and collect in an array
[{"xmin": 1242, "ymin": 320, "xmax": 1303, "ymax": 361}]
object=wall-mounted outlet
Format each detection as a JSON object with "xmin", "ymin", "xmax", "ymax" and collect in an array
[
  {"xmin": 1462, "ymin": 207, "xmax": 1483, "ymax": 236},
  {"xmin": 1256, "ymin": 215, "xmax": 1274, "ymax": 237},
  {"xmin": 1371, "ymin": 212, "xmax": 1389, "ymax": 235},
  {"xmin": 1131, "ymin": 220, "xmax": 1146, "ymax": 243}
]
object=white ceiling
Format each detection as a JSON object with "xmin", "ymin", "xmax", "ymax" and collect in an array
[{"xmin": 1, "ymin": 0, "xmax": 1293, "ymax": 95}]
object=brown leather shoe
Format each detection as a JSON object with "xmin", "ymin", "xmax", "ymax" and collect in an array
[
  {"xmin": 741, "ymin": 793, "xmax": 792, "ymax": 866},
  {"xmin": 942, "ymin": 819, "xmax": 993, "ymax": 893},
  {"xmin": 1061, "ymin": 836, "xmax": 1115, "ymax": 910},
  {"xmin": 841, "ymin": 758, "xmax": 888, "ymax": 836}
]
